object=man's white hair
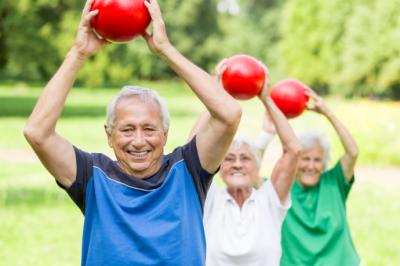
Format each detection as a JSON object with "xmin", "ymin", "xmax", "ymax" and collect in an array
[{"xmin": 105, "ymin": 86, "xmax": 170, "ymax": 134}]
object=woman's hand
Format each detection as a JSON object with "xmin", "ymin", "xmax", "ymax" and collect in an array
[
  {"xmin": 305, "ymin": 86, "xmax": 331, "ymax": 116},
  {"xmin": 213, "ymin": 59, "xmax": 228, "ymax": 83},
  {"xmin": 257, "ymin": 63, "xmax": 271, "ymax": 102}
]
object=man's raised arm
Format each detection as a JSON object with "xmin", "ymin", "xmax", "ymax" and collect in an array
[
  {"xmin": 23, "ymin": 0, "xmax": 107, "ymax": 188},
  {"xmin": 143, "ymin": 0, "xmax": 242, "ymax": 173}
]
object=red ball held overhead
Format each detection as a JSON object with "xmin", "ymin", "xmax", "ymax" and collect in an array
[
  {"xmin": 90, "ymin": 0, "xmax": 151, "ymax": 43},
  {"xmin": 221, "ymin": 55, "xmax": 266, "ymax": 100},
  {"xmin": 270, "ymin": 79, "xmax": 309, "ymax": 119}
]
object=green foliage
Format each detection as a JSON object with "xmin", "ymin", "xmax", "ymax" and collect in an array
[
  {"xmin": 0, "ymin": 0, "xmax": 283, "ymax": 86},
  {"xmin": 279, "ymin": 0, "xmax": 400, "ymax": 98},
  {"xmin": 0, "ymin": 0, "xmax": 13, "ymax": 70},
  {"xmin": 0, "ymin": 0, "xmax": 221, "ymax": 85},
  {"xmin": 163, "ymin": 0, "xmax": 220, "ymax": 69},
  {"xmin": 215, "ymin": 0, "xmax": 284, "ymax": 80},
  {"xmin": 1, "ymin": 0, "xmax": 83, "ymax": 81},
  {"xmin": 279, "ymin": 0, "xmax": 352, "ymax": 89},
  {"xmin": 238, "ymin": 0, "xmax": 280, "ymax": 22},
  {"xmin": 338, "ymin": 0, "xmax": 400, "ymax": 96},
  {"xmin": 2, "ymin": 0, "xmax": 399, "ymax": 98}
]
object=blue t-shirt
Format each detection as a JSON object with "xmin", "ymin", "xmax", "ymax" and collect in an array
[{"xmin": 61, "ymin": 137, "xmax": 214, "ymax": 266}]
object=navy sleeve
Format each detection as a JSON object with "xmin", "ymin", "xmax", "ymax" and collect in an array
[
  {"xmin": 181, "ymin": 137, "xmax": 216, "ymax": 206},
  {"xmin": 57, "ymin": 146, "xmax": 93, "ymax": 214}
]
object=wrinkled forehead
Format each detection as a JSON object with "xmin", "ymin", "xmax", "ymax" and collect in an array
[
  {"xmin": 117, "ymin": 94, "xmax": 160, "ymax": 108},
  {"xmin": 115, "ymin": 96, "xmax": 163, "ymax": 121}
]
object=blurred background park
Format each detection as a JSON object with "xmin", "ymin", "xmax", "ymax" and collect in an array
[{"xmin": 0, "ymin": 0, "xmax": 399, "ymax": 265}]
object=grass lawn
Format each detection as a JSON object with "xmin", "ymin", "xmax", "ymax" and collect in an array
[{"xmin": 1, "ymin": 82, "xmax": 399, "ymax": 265}]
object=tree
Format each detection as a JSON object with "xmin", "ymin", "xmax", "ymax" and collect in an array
[
  {"xmin": 279, "ymin": 0, "xmax": 400, "ymax": 98},
  {"xmin": 279, "ymin": 0, "xmax": 352, "ymax": 92},
  {"xmin": 0, "ymin": 0, "xmax": 13, "ymax": 72},
  {"xmin": 215, "ymin": 0, "xmax": 284, "ymax": 80},
  {"xmin": 338, "ymin": 0, "xmax": 400, "ymax": 97},
  {"xmin": 0, "ymin": 0, "xmax": 222, "ymax": 86},
  {"xmin": 1, "ymin": 0, "xmax": 82, "ymax": 81}
]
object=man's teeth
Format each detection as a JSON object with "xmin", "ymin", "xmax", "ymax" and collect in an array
[{"xmin": 128, "ymin": 151, "xmax": 148, "ymax": 157}]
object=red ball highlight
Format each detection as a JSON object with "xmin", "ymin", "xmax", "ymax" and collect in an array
[
  {"xmin": 270, "ymin": 79, "xmax": 309, "ymax": 118},
  {"xmin": 90, "ymin": 0, "xmax": 151, "ymax": 43},
  {"xmin": 221, "ymin": 55, "xmax": 266, "ymax": 100}
]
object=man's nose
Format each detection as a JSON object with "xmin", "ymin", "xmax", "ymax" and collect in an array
[{"xmin": 131, "ymin": 130, "xmax": 146, "ymax": 147}]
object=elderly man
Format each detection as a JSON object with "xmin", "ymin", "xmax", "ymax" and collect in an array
[{"xmin": 23, "ymin": 0, "xmax": 241, "ymax": 265}]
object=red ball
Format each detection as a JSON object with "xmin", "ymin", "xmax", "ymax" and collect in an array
[
  {"xmin": 270, "ymin": 79, "xmax": 309, "ymax": 118},
  {"xmin": 90, "ymin": 0, "xmax": 151, "ymax": 43},
  {"xmin": 221, "ymin": 55, "xmax": 266, "ymax": 100}
]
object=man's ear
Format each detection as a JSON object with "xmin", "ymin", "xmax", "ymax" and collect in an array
[
  {"xmin": 163, "ymin": 130, "xmax": 169, "ymax": 146},
  {"xmin": 104, "ymin": 124, "xmax": 113, "ymax": 148}
]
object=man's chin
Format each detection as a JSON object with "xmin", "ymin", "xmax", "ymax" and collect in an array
[{"xmin": 124, "ymin": 162, "xmax": 149, "ymax": 176}]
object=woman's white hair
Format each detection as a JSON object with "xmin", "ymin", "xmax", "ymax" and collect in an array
[
  {"xmin": 105, "ymin": 86, "xmax": 170, "ymax": 134},
  {"xmin": 231, "ymin": 136, "xmax": 262, "ymax": 167},
  {"xmin": 298, "ymin": 130, "xmax": 331, "ymax": 169}
]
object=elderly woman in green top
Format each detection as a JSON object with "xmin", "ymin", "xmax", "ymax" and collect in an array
[{"xmin": 280, "ymin": 88, "xmax": 360, "ymax": 266}]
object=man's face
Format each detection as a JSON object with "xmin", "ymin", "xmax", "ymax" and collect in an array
[
  {"xmin": 220, "ymin": 144, "xmax": 259, "ymax": 189},
  {"xmin": 106, "ymin": 96, "xmax": 167, "ymax": 179},
  {"xmin": 297, "ymin": 146, "xmax": 324, "ymax": 187}
]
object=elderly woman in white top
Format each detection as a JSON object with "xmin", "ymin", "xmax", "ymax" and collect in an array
[{"xmin": 192, "ymin": 61, "xmax": 302, "ymax": 266}]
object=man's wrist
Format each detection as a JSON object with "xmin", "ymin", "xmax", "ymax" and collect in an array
[
  {"xmin": 157, "ymin": 43, "xmax": 175, "ymax": 58},
  {"xmin": 67, "ymin": 46, "xmax": 88, "ymax": 62}
]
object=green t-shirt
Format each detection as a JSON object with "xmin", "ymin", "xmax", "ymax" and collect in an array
[{"xmin": 280, "ymin": 161, "xmax": 360, "ymax": 266}]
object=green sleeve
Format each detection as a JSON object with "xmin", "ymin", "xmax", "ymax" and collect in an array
[{"xmin": 323, "ymin": 161, "xmax": 354, "ymax": 201}]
